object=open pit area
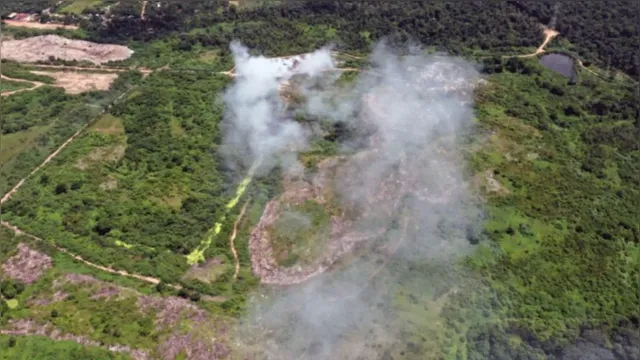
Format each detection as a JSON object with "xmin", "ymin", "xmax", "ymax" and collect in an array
[{"xmin": 0, "ymin": 35, "xmax": 133, "ymax": 64}]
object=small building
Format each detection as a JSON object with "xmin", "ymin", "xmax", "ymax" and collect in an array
[{"xmin": 6, "ymin": 12, "xmax": 18, "ymax": 19}]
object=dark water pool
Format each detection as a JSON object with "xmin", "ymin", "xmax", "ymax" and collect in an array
[{"xmin": 540, "ymin": 53, "xmax": 575, "ymax": 77}]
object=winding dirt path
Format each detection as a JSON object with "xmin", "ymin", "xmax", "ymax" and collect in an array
[
  {"xmin": 141, "ymin": 1, "xmax": 148, "ymax": 20},
  {"xmin": 516, "ymin": 27, "xmax": 559, "ymax": 58},
  {"xmin": 1, "ymin": 220, "xmax": 180, "ymax": 290},
  {"xmin": 230, "ymin": 201, "xmax": 250, "ymax": 280},
  {"xmin": 0, "ymin": 74, "xmax": 44, "ymax": 96}
]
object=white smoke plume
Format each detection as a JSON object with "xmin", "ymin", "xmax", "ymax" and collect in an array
[
  {"xmin": 227, "ymin": 41, "xmax": 483, "ymax": 359},
  {"xmin": 221, "ymin": 42, "xmax": 336, "ymax": 173}
]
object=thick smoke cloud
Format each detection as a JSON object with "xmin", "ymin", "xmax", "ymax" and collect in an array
[
  {"xmin": 225, "ymin": 41, "xmax": 482, "ymax": 359},
  {"xmin": 221, "ymin": 42, "xmax": 335, "ymax": 173}
]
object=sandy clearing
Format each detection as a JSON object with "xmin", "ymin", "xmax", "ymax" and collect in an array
[
  {"xmin": 1, "ymin": 35, "xmax": 133, "ymax": 64},
  {"xmin": 3, "ymin": 20, "xmax": 79, "ymax": 30},
  {"xmin": 31, "ymin": 70, "xmax": 118, "ymax": 94}
]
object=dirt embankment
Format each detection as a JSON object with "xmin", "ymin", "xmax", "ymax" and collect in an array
[
  {"xmin": 249, "ymin": 157, "xmax": 380, "ymax": 286},
  {"xmin": 1, "ymin": 35, "xmax": 133, "ymax": 64},
  {"xmin": 3, "ymin": 20, "xmax": 79, "ymax": 30},
  {"xmin": 249, "ymin": 78, "xmax": 472, "ymax": 286}
]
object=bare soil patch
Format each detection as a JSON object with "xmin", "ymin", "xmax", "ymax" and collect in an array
[
  {"xmin": 76, "ymin": 143, "xmax": 126, "ymax": 169},
  {"xmin": 183, "ymin": 257, "xmax": 229, "ymax": 284},
  {"xmin": 2, "ymin": 243, "xmax": 52, "ymax": 284},
  {"xmin": 0, "ymin": 319, "xmax": 150, "ymax": 360},
  {"xmin": 3, "ymin": 20, "xmax": 79, "ymax": 30},
  {"xmin": 481, "ymin": 169, "xmax": 510, "ymax": 195},
  {"xmin": 158, "ymin": 333, "xmax": 230, "ymax": 360},
  {"xmin": 30, "ymin": 70, "xmax": 118, "ymax": 94},
  {"xmin": 1, "ymin": 35, "xmax": 133, "ymax": 64}
]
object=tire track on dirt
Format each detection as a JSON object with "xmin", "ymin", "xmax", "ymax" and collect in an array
[{"xmin": 231, "ymin": 200, "xmax": 250, "ymax": 280}]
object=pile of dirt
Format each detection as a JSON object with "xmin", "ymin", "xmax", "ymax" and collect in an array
[
  {"xmin": 0, "ymin": 35, "xmax": 133, "ymax": 64},
  {"xmin": 31, "ymin": 71, "xmax": 119, "ymax": 94},
  {"xmin": 2, "ymin": 243, "xmax": 52, "ymax": 284}
]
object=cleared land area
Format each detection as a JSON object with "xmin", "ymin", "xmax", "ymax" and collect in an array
[
  {"xmin": 2, "ymin": 20, "xmax": 79, "ymax": 30},
  {"xmin": 0, "ymin": 35, "xmax": 133, "ymax": 64},
  {"xmin": 30, "ymin": 70, "xmax": 119, "ymax": 94}
]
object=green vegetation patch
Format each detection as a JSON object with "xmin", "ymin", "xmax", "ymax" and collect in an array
[
  {"xmin": 0, "ymin": 334, "xmax": 130, "ymax": 360},
  {"xmin": 1, "ymin": 62, "xmax": 56, "ymax": 84},
  {"xmin": 2, "ymin": 71, "xmax": 233, "ymax": 285},
  {"xmin": 442, "ymin": 56, "xmax": 640, "ymax": 358},
  {"xmin": 269, "ymin": 200, "xmax": 332, "ymax": 267},
  {"xmin": 59, "ymin": 0, "xmax": 103, "ymax": 14},
  {"xmin": 0, "ymin": 79, "xmax": 30, "ymax": 93}
]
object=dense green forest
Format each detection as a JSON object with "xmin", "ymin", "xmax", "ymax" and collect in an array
[
  {"xmin": 1, "ymin": 0, "xmax": 639, "ymax": 359},
  {"xmin": 81, "ymin": 0, "xmax": 639, "ymax": 77},
  {"xmin": 442, "ymin": 56, "xmax": 639, "ymax": 359}
]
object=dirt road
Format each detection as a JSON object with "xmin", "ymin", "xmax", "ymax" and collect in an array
[
  {"xmin": 230, "ymin": 201, "xmax": 250, "ymax": 280},
  {"xmin": 141, "ymin": 1, "xmax": 148, "ymax": 20},
  {"xmin": 1, "ymin": 124, "xmax": 88, "ymax": 204},
  {"xmin": 1, "ymin": 220, "xmax": 180, "ymax": 290},
  {"xmin": 517, "ymin": 27, "xmax": 559, "ymax": 58},
  {"xmin": 0, "ymin": 74, "xmax": 44, "ymax": 96},
  {"xmin": 3, "ymin": 20, "xmax": 79, "ymax": 30}
]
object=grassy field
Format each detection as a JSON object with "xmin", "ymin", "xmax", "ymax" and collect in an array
[{"xmin": 59, "ymin": 0, "xmax": 103, "ymax": 14}]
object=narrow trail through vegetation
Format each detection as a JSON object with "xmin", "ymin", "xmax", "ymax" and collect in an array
[
  {"xmin": 231, "ymin": 201, "xmax": 250, "ymax": 280},
  {"xmin": 1, "ymin": 124, "xmax": 89, "ymax": 204},
  {"xmin": 140, "ymin": 1, "xmax": 148, "ymax": 20},
  {"xmin": 0, "ymin": 220, "xmax": 180, "ymax": 289},
  {"xmin": 516, "ymin": 27, "xmax": 560, "ymax": 58},
  {"xmin": 0, "ymin": 74, "xmax": 44, "ymax": 96}
]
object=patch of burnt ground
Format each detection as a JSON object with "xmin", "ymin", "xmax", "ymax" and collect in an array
[{"xmin": 2, "ymin": 243, "xmax": 52, "ymax": 284}]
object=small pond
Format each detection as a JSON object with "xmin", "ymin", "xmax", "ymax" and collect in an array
[{"xmin": 540, "ymin": 53, "xmax": 575, "ymax": 78}]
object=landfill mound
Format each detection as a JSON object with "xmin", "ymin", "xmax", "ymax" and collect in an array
[{"xmin": 1, "ymin": 35, "xmax": 133, "ymax": 64}]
